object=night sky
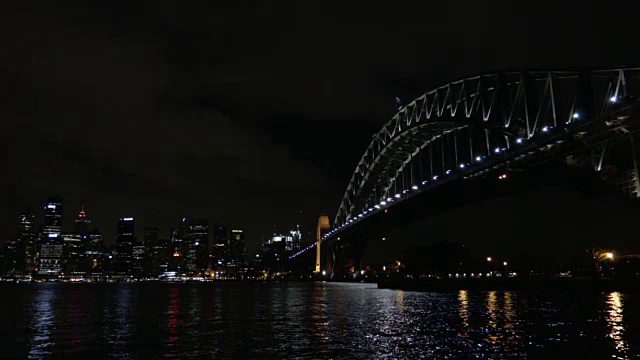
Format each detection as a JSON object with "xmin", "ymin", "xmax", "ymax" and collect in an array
[{"xmin": 2, "ymin": 2, "xmax": 640, "ymax": 259}]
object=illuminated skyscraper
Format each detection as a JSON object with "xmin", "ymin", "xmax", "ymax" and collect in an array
[
  {"xmin": 228, "ymin": 229, "xmax": 245, "ymax": 266},
  {"xmin": 186, "ymin": 219, "xmax": 208, "ymax": 272},
  {"xmin": 38, "ymin": 197, "xmax": 64, "ymax": 275},
  {"xmin": 115, "ymin": 217, "xmax": 135, "ymax": 274},
  {"xmin": 17, "ymin": 211, "xmax": 37, "ymax": 274},
  {"xmin": 43, "ymin": 197, "xmax": 63, "ymax": 237},
  {"xmin": 75, "ymin": 206, "xmax": 91, "ymax": 238},
  {"xmin": 213, "ymin": 225, "xmax": 228, "ymax": 267}
]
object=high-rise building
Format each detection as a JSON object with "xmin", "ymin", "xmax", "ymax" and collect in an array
[
  {"xmin": 74, "ymin": 206, "xmax": 91, "ymax": 238},
  {"xmin": 132, "ymin": 243, "xmax": 146, "ymax": 277},
  {"xmin": 228, "ymin": 229, "xmax": 245, "ymax": 266},
  {"xmin": 38, "ymin": 197, "xmax": 64, "ymax": 275},
  {"xmin": 17, "ymin": 212, "xmax": 37, "ymax": 274},
  {"xmin": 213, "ymin": 225, "xmax": 228, "ymax": 267},
  {"xmin": 62, "ymin": 233, "xmax": 84, "ymax": 275},
  {"xmin": 43, "ymin": 197, "xmax": 63, "ymax": 236},
  {"xmin": 84, "ymin": 227, "xmax": 105, "ymax": 274},
  {"xmin": 144, "ymin": 227, "xmax": 165, "ymax": 276},
  {"xmin": 168, "ymin": 225, "xmax": 184, "ymax": 272},
  {"xmin": 115, "ymin": 217, "xmax": 135, "ymax": 274},
  {"xmin": 186, "ymin": 219, "xmax": 209, "ymax": 273}
]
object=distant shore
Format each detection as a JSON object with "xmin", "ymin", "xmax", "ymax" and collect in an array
[{"xmin": 377, "ymin": 278, "xmax": 640, "ymax": 292}]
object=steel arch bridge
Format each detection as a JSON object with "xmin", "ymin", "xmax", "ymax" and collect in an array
[
  {"xmin": 288, "ymin": 67, "xmax": 640, "ymax": 273},
  {"xmin": 323, "ymin": 67, "xmax": 640, "ymax": 242}
]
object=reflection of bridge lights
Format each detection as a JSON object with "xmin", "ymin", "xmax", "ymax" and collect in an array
[
  {"xmin": 516, "ymin": 138, "xmax": 523, "ymax": 144},
  {"xmin": 412, "ymin": 185, "xmax": 418, "ymax": 190},
  {"xmin": 573, "ymin": 112, "xmax": 580, "ymax": 119},
  {"xmin": 610, "ymin": 96, "xmax": 617, "ymax": 103},
  {"xmin": 459, "ymin": 164, "xmax": 465, "ymax": 168},
  {"xmin": 475, "ymin": 156, "xmax": 482, "ymax": 161},
  {"xmin": 542, "ymin": 126, "xmax": 549, "ymax": 132}
]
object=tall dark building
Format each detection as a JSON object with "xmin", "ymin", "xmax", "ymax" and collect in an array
[
  {"xmin": 85, "ymin": 228, "xmax": 106, "ymax": 274},
  {"xmin": 228, "ymin": 229, "xmax": 245, "ymax": 267},
  {"xmin": 115, "ymin": 217, "xmax": 135, "ymax": 274},
  {"xmin": 74, "ymin": 206, "xmax": 91, "ymax": 238},
  {"xmin": 168, "ymin": 225, "xmax": 185, "ymax": 272},
  {"xmin": 144, "ymin": 227, "xmax": 164, "ymax": 276},
  {"xmin": 213, "ymin": 225, "xmax": 228, "ymax": 268},
  {"xmin": 17, "ymin": 212, "xmax": 37, "ymax": 274},
  {"xmin": 38, "ymin": 197, "xmax": 64, "ymax": 275},
  {"xmin": 43, "ymin": 196, "xmax": 63, "ymax": 236},
  {"xmin": 186, "ymin": 220, "xmax": 209, "ymax": 273}
]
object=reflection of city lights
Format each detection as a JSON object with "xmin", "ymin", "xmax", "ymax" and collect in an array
[
  {"xmin": 607, "ymin": 292, "xmax": 628, "ymax": 357},
  {"xmin": 459, "ymin": 290, "xmax": 469, "ymax": 328}
]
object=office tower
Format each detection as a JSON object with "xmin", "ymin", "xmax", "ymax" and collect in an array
[
  {"xmin": 144, "ymin": 227, "xmax": 164, "ymax": 276},
  {"xmin": 17, "ymin": 211, "xmax": 37, "ymax": 274},
  {"xmin": 186, "ymin": 219, "xmax": 209, "ymax": 273},
  {"xmin": 74, "ymin": 206, "xmax": 91, "ymax": 238},
  {"xmin": 213, "ymin": 225, "xmax": 228, "ymax": 267},
  {"xmin": 115, "ymin": 217, "xmax": 135, "ymax": 274},
  {"xmin": 43, "ymin": 197, "xmax": 63, "ymax": 236},
  {"xmin": 85, "ymin": 227, "xmax": 105, "ymax": 273},
  {"xmin": 229, "ymin": 229, "xmax": 245, "ymax": 266},
  {"xmin": 38, "ymin": 197, "xmax": 64, "ymax": 275},
  {"xmin": 168, "ymin": 226, "xmax": 184, "ymax": 272},
  {"xmin": 132, "ymin": 243, "xmax": 146, "ymax": 277}
]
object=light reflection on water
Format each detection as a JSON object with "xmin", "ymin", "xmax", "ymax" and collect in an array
[
  {"xmin": 3, "ymin": 283, "xmax": 638, "ymax": 359},
  {"xmin": 607, "ymin": 292, "xmax": 628, "ymax": 359}
]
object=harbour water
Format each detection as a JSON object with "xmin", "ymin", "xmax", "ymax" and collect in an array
[{"xmin": 1, "ymin": 282, "xmax": 638, "ymax": 359}]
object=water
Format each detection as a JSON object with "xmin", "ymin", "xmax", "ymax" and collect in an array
[{"xmin": 1, "ymin": 282, "xmax": 639, "ymax": 359}]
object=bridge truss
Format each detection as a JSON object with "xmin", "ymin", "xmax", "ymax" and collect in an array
[{"xmin": 329, "ymin": 68, "xmax": 640, "ymax": 239}]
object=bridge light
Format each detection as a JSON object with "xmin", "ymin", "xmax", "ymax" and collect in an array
[
  {"xmin": 384, "ymin": 209, "xmax": 388, "ymax": 213},
  {"xmin": 610, "ymin": 96, "xmax": 617, "ymax": 103},
  {"xmin": 368, "ymin": 208, "xmax": 373, "ymax": 211},
  {"xmin": 395, "ymin": 194, "xmax": 400, "ymax": 198},
  {"xmin": 322, "ymin": 271, "xmax": 326, "ymax": 276},
  {"xmin": 494, "ymin": 148, "xmax": 500, "ymax": 153},
  {"xmin": 358, "ymin": 214, "xmax": 363, "ymax": 217},
  {"xmin": 542, "ymin": 126, "xmax": 549, "ymax": 132},
  {"xmin": 422, "ymin": 181, "xmax": 428, "ymax": 185},
  {"xmin": 380, "ymin": 201, "xmax": 386, "ymax": 205},
  {"xmin": 487, "ymin": 257, "xmax": 492, "ymax": 262},
  {"xmin": 459, "ymin": 164, "xmax": 465, "ymax": 169},
  {"xmin": 382, "ymin": 237, "xmax": 386, "ymax": 241},
  {"xmin": 516, "ymin": 138, "xmax": 523, "ymax": 144},
  {"xmin": 412, "ymin": 185, "xmax": 418, "ymax": 190},
  {"xmin": 374, "ymin": 205, "xmax": 380, "ymax": 209},
  {"xmin": 573, "ymin": 113, "xmax": 580, "ymax": 119},
  {"xmin": 475, "ymin": 156, "xmax": 482, "ymax": 161},
  {"xmin": 445, "ymin": 170, "xmax": 451, "ymax": 174},
  {"xmin": 433, "ymin": 176, "xmax": 438, "ymax": 180},
  {"xmin": 387, "ymin": 197, "xmax": 393, "ymax": 202}
]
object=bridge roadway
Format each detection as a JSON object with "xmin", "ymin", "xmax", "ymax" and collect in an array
[{"xmin": 291, "ymin": 68, "xmax": 640, "ymax": 276}]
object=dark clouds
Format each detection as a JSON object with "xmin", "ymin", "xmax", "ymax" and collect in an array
[{"xmin": 2, "ymin": 1, "xmax": 639, "ymax": 256}]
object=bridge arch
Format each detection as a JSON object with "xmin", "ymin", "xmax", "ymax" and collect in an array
[{"xmin": 332, "ymin": 68, "xmax": 639, "ymax": 231}]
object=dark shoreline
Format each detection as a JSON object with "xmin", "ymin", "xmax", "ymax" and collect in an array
[{"xmin": 377, "ymin": 278, "xmax": 640, "ymax": 293}]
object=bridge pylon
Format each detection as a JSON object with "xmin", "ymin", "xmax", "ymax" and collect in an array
[{"xmin": 315, "ymin": 215, "xmax": 331, "ymax": 273}]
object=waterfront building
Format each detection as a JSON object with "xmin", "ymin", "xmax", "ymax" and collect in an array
[
  {"xmin": 38, "ymin": 197, "xmax": 64, "ymax": 275},
  {"xmin": 17, "ymin": 211, "xmax": 37, "ymax": 274},
  {"xmin": 228, "ymin": 229, "xmax": 245, "ymax": 267},
  {"xmin": 115, "ymin": 217, "xmax": 135, "ymax": 274},
  {"xmin": 213, "ymin": 225, "xmax": 228, "ymax": 268},
  {"xmin": 186, "ymin": 219, "xmax": 209, "ymax": 273}
]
